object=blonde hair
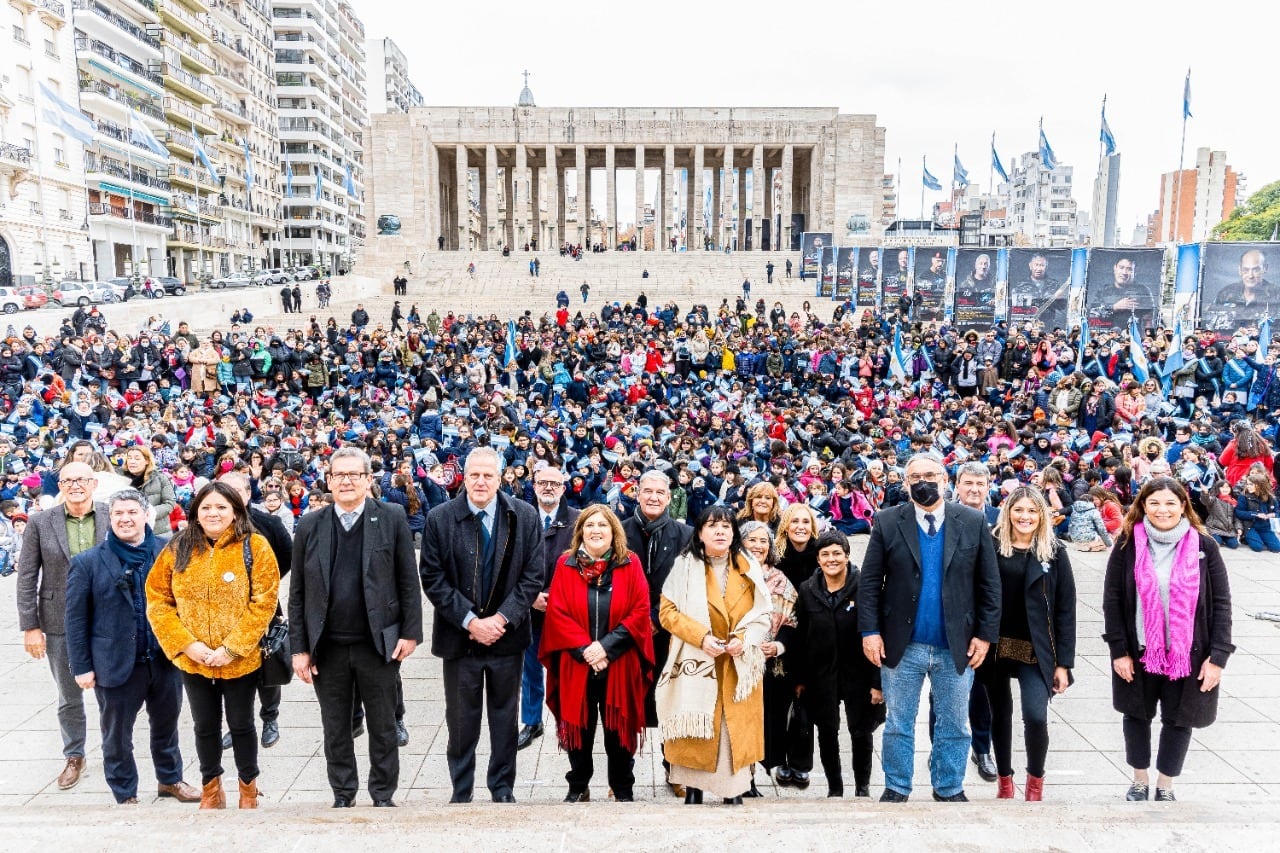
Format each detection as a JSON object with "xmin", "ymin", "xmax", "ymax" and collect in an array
[
  {"xmin": 736, "ymin": 481, "xmax": 781, "ymax": 525},
  {"xmin": 994, "ymin": 485, "xmax": 1058, "ymax": 563},
  {"xmin": 774, "ymin": 502, "xmax": 820, "ymax": 561}
]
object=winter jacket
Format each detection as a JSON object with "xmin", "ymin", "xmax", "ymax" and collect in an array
[{"xmin": 1068, "ymin": 499, "xmax": 1112, "ymax": 546}]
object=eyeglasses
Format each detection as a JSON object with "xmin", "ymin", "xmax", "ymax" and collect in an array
[
  {"xmin": 905, "ymin": 473, "xmax": 946, "ymax": 484},
  {"xmin": 533, "ymin": 480, "xmax": 564, "ymax": 489},
  {"xmin": 59, "ymin": 477, "xmax": 94, "ymax": 489},
  {"xmin": 329, "ymin": 471, "xmax": 367, "ymax": 483}
]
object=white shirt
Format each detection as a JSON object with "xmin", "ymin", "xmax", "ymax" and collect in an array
[{"xmin": 914, "ymin": 503, "xmax": 944, "ymax": 535}]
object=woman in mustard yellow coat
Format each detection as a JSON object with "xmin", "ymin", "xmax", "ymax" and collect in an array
[
  {"xmin": 657, "ymin": 506, "xmax": 771, "ymax": 804},
  {"xmin": 147, "ymin": 481, "xmax": 279, "ymax": 810}
]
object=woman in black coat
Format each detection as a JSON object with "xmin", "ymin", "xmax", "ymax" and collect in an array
[
  {"xmin": 981, "ymin": 485, "xmax": 1076, "ymax": 801},
  {"xmin": 794, "ymin": 529, "xmax": 884, "ymax": 798},
  {"xmin": 1102, "ymin": 476, "xmax": 1234, "ymax": 803},
  {"xmin": 770, "ymin": 503, "xmax": 821, "ymax": 789}
]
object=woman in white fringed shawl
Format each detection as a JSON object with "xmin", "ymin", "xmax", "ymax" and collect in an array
[{"xmin": 657, "ymin": 505, "xmax": 772, "ymax": 805}]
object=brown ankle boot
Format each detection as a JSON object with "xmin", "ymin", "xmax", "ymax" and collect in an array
[
  {"xmin": 199, "ymin": 776, "xmax": 225, "ymax": 809},
  {"xmin": 1025, "ymin": 774, "xmax": 1044, "ymax": 802},
  {"xmin": 238, "ymin": 777, "xmax": 260, "ymax": 809},
  {"xmin": 996, "ymin": 775, "xmax": 1015, "ymax": 799}
]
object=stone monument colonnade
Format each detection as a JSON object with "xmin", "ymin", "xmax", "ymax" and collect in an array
[{"xmin": 365, "ymin": 103, "xmax": 885, "ymax": 255}]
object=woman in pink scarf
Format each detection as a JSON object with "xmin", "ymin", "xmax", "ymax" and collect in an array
[{"xmin": 1102, "ymin": 477, "xmax": 1234, "ymax": 803}]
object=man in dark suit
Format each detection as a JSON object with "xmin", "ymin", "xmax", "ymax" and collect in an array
[
  {"xmin": 859, "ymin": 452, "xmax": 1000, "ymax": 803},
  {"xmin": 16, "ymin": 461, "xmax": 108, "ymax": 790},
  {"xmin": 421, "ymin": 447, "xmax": 544, "ymax": 803},
  {"xmin": 517, "ymin": 463, "xmax": 579, "ymax": 751},
  {"xmin": 64, "ymin": 490, "xmax": 200, "ymax": 804},
  {"xmin": 621, "ymin": 468, "xmax": 692, "ymax": 794},
  {"xmin": 221, "ymin": 472, "xmax": 293, "ymax": 749},
  {"xmin": 289, "ymin": 447, "xmax": 422, "ymax": 808}
]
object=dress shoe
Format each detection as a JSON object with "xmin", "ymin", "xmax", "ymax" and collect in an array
[
  {"xmin": 613, "ymin": 791, "xmax": 634, "ymax": 802},
  {"xmin": 879, "ymin": 789, "xmax": 909, "ymax": 803},
  {"xmin": 563, "ymin": 790, "xmax": 590, "ymax": 803},
  {"xmin": 221, "ymin": 732, "xmax": 233, "ymax": 750},
  {"xmin": 1025, "ymin": 774, "xmax": 1044, "ymax": 802},
  {"xmin": 743, "ymin": 779, "xmax": 762, "ymax": 798},
  {"xmin": 773, "ymin": 765, "xmax": 795, "ymax": 787},
  {"xmin": 56, "ymin": 757, "xmax": 86, "ymax": 790},
  {"xmin": 791, "ymin": 770, "xmax": 810, "ymax": 790},
  {"xmin": 261, "ymin": 721, "xmax": 280, "ymax": 749},
  {"xmin": 373, "ymin": 799, "xmax": 396, "ymax": 807},
  {"xmin": 1125, "ymin": 781, "xmax": 1150, "ymax": 801},
  {"xmin": 448, "ymin": 794, "xmax": 472, "ymax": 804},
  {"xmin": 684, "ymin": 787, "xmax": 703, "ymax": 805},
  {"xmin": 723, "ymin": 796, "xmax": 743, "ymax": 805},
  {"xmin": 854, "ymin": 784, "xmax": 871, "ymax": 798},
  {"xmin": 351, "ymin": 721, "xmax": 365, "ymax": 739},
  {"xmin": 996, "ymin": 775, "xmax": 1015, "ymax": 799},
  {"xmin": 395, "ymin": 719, "xmax": 409, "ymax": 748},
  {"xmin": 1154, "ymin": 788, "xmax": 1176, "ymax": 802},
  {"xmin": 238, "ymin": 777, "xmax": 260, "ymax": 809},
  {"xmin": 333, "ymin": 795, "xmax": 356, "ymax": 808},
  {"xmin": 199, "ymin": 776, "xmax": 226, "ymax": 810},
  {"xmin": 120, "ymin": 797, "xmax": 139, "ymax": 804},
  {"xmin": 827, "ymin": 787, "xmax": 844, "ymax": 798},
  {"xmin": 971, "ymin": 750, "xmax": 998, "ymax": 783},
  {"xmin": 157, "ymin": 781, "xmax": 201, "ymax": 803},
  {"xmin": 932, "ymin": 790, "xmax": 969, "ymax": 802},
  {"xmin": 493, "ymin": 792, "xmax": 517, "ymax": 803},
  {"xmin": 516, "ymin": 723, "xmax": 543, "ymax": 751}
]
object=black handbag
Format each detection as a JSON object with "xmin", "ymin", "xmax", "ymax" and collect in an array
[{"xmin": 243, "ymin": 537, "xmax": 292, "ymax": 686}]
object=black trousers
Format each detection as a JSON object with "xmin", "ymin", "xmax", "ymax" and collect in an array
[
  {"xmin": 258, "ymin": 684, "xmax": 280, "ymax": 723},
  {"xmin": 96, "ymin": 658, "xmax": 184, "ymax": 802},
  {"xmin": 810, "ymin": 690, "xmax": 876, "ymax": 793},
  {"xmin": 761, "ymin": 669, "xmax": 792, "ymax": 771},
  {"xmin": 313, "ymin": 639, "xmax": 402, "ymax": 800},
  {"xmin": 1123, "ymin": 666, "xmax": 1194, "ymax": 778},
  {"xmin": 442, "ymin": 652, "xmax": 521, "ymax": 800},
  {"xmin": 566, "ymin": 674, "xmax": 636, "ymax": 796},
  {"xmin": 983, "ymin": 660, "xmax": 1052, "ymax": 778},
  {"xmin": 352, "ymin": 672, "xmax": 405, "ymax": 727},
  {"xmin": 182, "ymin": 671, "xmax": 258, "ymax": 785}
]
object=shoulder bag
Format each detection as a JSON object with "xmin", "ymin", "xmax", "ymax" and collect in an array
[{"xmin": 243, "ymin": 536, "xmax": 293, "ymax": 686}]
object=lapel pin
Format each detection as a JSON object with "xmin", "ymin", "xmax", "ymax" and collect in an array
[{"xmin": 223, "ymin": 572, "xmax": 235, "ymax": 583}]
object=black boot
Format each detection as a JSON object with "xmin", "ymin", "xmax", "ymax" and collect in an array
[
  {"xmin": 853, "ymin": 735, "xmax": 874, "ymax": 799},
  {"xmin": 723, "ymin": 796, "xmax": 743, "ymax": 805},
  {"xmin": 684, "ymin": 787, "xmax": 703, "ymax": 805}
]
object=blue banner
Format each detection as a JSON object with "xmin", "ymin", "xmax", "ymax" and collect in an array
[{"xmin": 1069, "ymin": 247, "xmax": 1089, "ymax": 330}]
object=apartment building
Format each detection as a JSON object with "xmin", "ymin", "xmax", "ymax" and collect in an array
[{"xmin": 365, "ymin": 36, "xmax": 421, "ymax": 115}]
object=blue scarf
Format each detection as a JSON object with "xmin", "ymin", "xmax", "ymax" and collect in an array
[{"xmin": 107, "ymin": 528, "xmax": 158, "ymax": 661}]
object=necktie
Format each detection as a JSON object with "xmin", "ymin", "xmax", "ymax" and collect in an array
[
  {"xmin": 925, "ymin": 513, "xmax": 937, "ymax": 537},
  {"xmin": 478, "ymin": 511, "xmax": 493, "ymax": 594},
  {"xmin": 340, "ymin": 511, "xmax": 358, "ymax": 531},
  {"xmin": 543, "ymin": 515, "xmax": 551, "ymax": 531}
]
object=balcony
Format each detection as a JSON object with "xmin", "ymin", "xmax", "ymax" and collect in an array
[
  {"xmin": 162, "ymin": 97, "xmax": 217, "ymax": 134},
  {"xmin": 154, "ymin": 61, "xmax": 217, "ymax": 102},
  {"xmin": 72, "ymin": 1, "xmax": 160, "ymax": 52},
  {"xmin": 75, "ymin": 36, "xmax": 164, "ymax": 88},
  {"xmin": 0, "ymin": 142, "xmax": 33, "ymax": 178},
  {"xmin": 78, "ymin": 78, "xmax": 164, "ymax": 122},
  {"xmin": 155, "ymin": 0, "xmax": 209, "ymax": 41},
  {"xmin": 95, "ymin": 118, "xmax": 170, "ymax": 161},
  {"xmin": 85, "ymin": 154, "xmax": 172, "ymax": 193},
  {"xmin": 88, "ymin": 201, "xmax": 173, "ymax": 229},
  {"xmin": 168, "ymin": 162, "xmax": 218, "ymax": 191},
  {"xmin": 213, "ymin": 99, "xmax": 249, "ymax": 126},
  {"xmin": 38, "ymin": 0, "xmax": 67, "ymax": 27},
  {"xmin": 156, "ymin": 31, "xmax": 217, "ymax": 74},
  {"xmin": 213, "ymin": 62, "xmax": 248, "ymax": 93}
]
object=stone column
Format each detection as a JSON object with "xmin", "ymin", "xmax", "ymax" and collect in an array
[
  {"xmin": 781, "ymin": 144, "xmax": 794, "ymax": 250},
  {"xmin": 545, "ymin": 145, "xmax": 558, "ymax": 252},
  {"xmin": 689, "ymin": 144, "xmax": 704, "ymax": 251},
  {"xmin": 709, "ymin": 150, "xmax": 721, "ymax": 252},
  {"xmin": 737, "ymin": 158, "xmax": 748, "ymax": 251},
  {"xmin": 530, "ymin": 156, "xmax": 541, "ymax": 251},
  {"xmin": 605, "ymin": 144, "xmax": 616, "ymax": 249},
  {"xmin": 455, "ymin": 144, "xmax": 468, "ymax": 250},
  {"xmin": 752, "ymin": 144, "xmax": 765, "ymax": 251},
  {"xmin": 575, "ymin": 144, "xmax": 587, "ymax": 246},
  {"xmin": 514, "ymin": 144, "xmax": 528, "ymax": 249},
  {"xmin": 722, "ymin": 146, "xmax": 734, "ymax": 251},
  {"xmin": 663, "ymin": 144, "xmax": 675, "ymax": 251},
  {"xmin": 634, "ymin": 144, "xmax": 645, "ymax": 251},
  {"xmin": 504, "ymin": 160, "xmax": 515, "ymax": 250},
  {"xmin": 485, "ymin": 144, "xmax": 498, "ymax": 251},
  {"xmin": 557, "ymin": 160, "xmax": 568, "ymax": 247}
]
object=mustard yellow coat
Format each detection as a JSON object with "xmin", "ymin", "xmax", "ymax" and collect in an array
[
  {"xmin": 146, "ymin": 530, "xmax": 279, "ymax": 680},
  {"xmin": 659, "ymin": 555, "xmax": 765, "ymax": 774}
]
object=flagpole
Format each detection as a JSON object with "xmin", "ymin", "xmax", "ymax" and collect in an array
[
  {"xmin": 1172, "ymin": 69, "xmax": 1190, "ymax": 245},
  {"xmin": 1096, "ymin": 96, "xmax": 1107, "ymax": 248},
  {"xmin": 124, "ymin": 114, "xmax": 142, "ymax": 283},
  {"xmin": 984, "ymin": 134, "xmax": 993, "ymax": 248},
  {"xmin": 919, "ymin": 157, "xmax": 925, "ymax": 221}
]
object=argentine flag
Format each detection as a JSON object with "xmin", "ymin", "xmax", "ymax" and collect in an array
[
  {"xmin": 1128, "ymin": 316, "xmax": 1149, "ymax": 383},
  {"xmin": 890, "ymin": 324, "xmax": 910, "ymax": 382}
]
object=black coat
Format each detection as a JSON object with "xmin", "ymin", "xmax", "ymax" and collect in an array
[
  {"xmin": 249, "ymin": 507, "xmax": 293, "ymax": 579},
  {"xmin": 534, "ymin": 501, "xmax": 580, "ymax": 628},
  {"xmin": 1102, "ymin": 530, "xmax": 1234, "ymax": 728},
  {"xmin": 983, "ymin": 542, "xmax": 1077, "ymax": 693},
  {"xmin": 420, "ymin": 491, "xmax": 545, "ymax": 659},
  {"xmin": 796, "ymin": 567, "xmax": 884, "ymax": 730},
  {"xmin": 288, "ymin": 499, "xmax": 424, "ymax": 662},
  {"xmin": 858, "ymin": 502, "xmax": 1002, "ymax": 674},
  {"xmin": 622, "ymin": 513, "xmax": 693, "ymax": 627}
]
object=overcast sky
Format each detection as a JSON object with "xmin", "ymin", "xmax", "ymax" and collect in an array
[{"xmin": 355, "ymin": 0, "xmax": 1268, "ymax": 236}]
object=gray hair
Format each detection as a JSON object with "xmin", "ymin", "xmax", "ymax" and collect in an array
[
  {"xmin": 330, "ymin": 446, "xmax": 372, "ymax": 474},
  {"xmin": 637, "ymin": 468, "xmax": 671, "ymax": 491},
  {"xmin": 219, "ymin": 470, "xmax": 251, "ymax": 496},
  {"xmin": 955, "ymin": 461, "xmax": 991, "ymax": 482},
  {"xmin": 905, "ymin": 451, "xmax": 947, "ymax": 477},
  {"xmin": 463, "ymin": 446, "xmax": 501, "ymax": 474},
  {"xmin": 108, "ymin": 489, "xmax": 148, "ymax": 512}
]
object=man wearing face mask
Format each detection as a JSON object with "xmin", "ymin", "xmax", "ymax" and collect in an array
[{"xmin": 858, "ymin": 452, "xmax": 1000, "ymax": 803}]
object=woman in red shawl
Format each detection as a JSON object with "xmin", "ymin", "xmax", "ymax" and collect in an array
[{"xmin": 540, "ymin": 504, "xmax": 655, "ymax": 803}]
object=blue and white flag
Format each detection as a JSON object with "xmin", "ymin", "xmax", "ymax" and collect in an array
[
  {"xmin": 192, "ymin": 123, "xmax": 219, "ymax": 184},
  {"xmin": 284, "ymin": 154, "xmax": 294, "ymax": 198},
  {"xmin": 1100, "ymin": 99, "xmax": 1117, "ymax": 156},
  {"xmin": 344, "ymin": 162, "xmax": 356, "ymax": 197},
  {"xmin": 1260, "ymin": 316, "xmax": 1272, "ymax": 351},
  {"xmin": 1076, "ymin": 320, "xmax": 1090, "ymax": 369},
  {"xmin": 1128, "ymin": 315, "xmax": 1149, "ymax": 383},
  {"xmin": 127, "ymin": 111, "xmax": 168, "ymax": 157},
  {"xmin": 1038, "ymin": 120, "xmax": 1057, "ymax": 171},
  {"xmin": 504, "ymin": 320, "xmax": 517, "ymax": 367},
  {"xmin": 991, "ymin": 133, "xmax": 1009, "ymax": 184},
  {"xmin": 953, "ymin": 148, "xmax": 969, "ymax": 188},
  {"xmin": 1161, "ymin": 315, "xmax": 1186, "ymax": 393},
  {"xmin": 922, "ymin": 158, "xmax": 942, "ymax": 191},
  {"xmin": 38, "ymin": 82, "xmax": 95, "ymax": 146},
  {"xmin": 890, "ymin": 324, "xmax": 910, "ymax": 382},
  {"xmin": 1182, "ymin": 69, "xmax": 1193, "ymax": 119},
  {"xmin": 315, "ymin": 168, "xmax": 323, "ymax": 201},
  {"xmin": 243, "ymin": 137, "xmax": 254, "ymax": 184}
]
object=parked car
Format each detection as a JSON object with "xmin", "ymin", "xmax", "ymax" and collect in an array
[
  {"xmin": 209, "ymin": 272, "xmax": 256, "ymax": 289},
  {"xmin": 52, "ymin": 280, "xmax": 123, "ymax": 306},
  {"xmin": 254, "ymin": 268, "xmax": 292, "ymax": 285},
  {"xmin": 289, "ymin": 266, "xmax": 319, "ymax": 281},
  {"xmin": 0, "ymin": 288, "xmax": 27, "ymax": 314},
  {"xmin": 152, "ymin": 275, "xmax": 186, "ymax": 296},
  {"xmin": 108, "ymin": 277, "xmax": 150, "ymax": 300},
  {"xmin": 15, "ymin": 286, "xmax": 49, "ymax": 309}
]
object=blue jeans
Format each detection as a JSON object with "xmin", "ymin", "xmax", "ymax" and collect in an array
[
  {"xmin": 880, "ymin": 641, "xmax": 973, "ymax": 797},
  {"xmin": 1244, "ymin": 524, "xmax": 1280, "ymax": 553},
  {"xmin": 520, "ymin": 623, "xmax": 545, "ymax": 727}
]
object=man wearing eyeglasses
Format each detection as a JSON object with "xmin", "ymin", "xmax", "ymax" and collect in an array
[
  {"xmin": 16, "ymin": 462, "xmax": 108, "ymax": 791},
  {"xmin": 516, "ymin": 463, "xmax": 579, "ymax": 752},
  {"xmin": 858, "ymin": 452, "xmax": 1000, "ymax": 803}
]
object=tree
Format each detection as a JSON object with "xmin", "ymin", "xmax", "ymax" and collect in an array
[{"xmin": 1212, "ymin": 180, "xmax": 1280, "ymax": 240}]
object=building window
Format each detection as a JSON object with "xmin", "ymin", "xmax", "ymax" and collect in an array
[{"xmin": 13, "ymin": 26, "xmax": 29, "ymax": 46}]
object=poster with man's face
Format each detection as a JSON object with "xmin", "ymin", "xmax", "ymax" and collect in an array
[
  {"xmin": 912, "ymin": 249, "xmax": 948, "ymax": 323},
  {"xmin": 1084, "ymin": 248, "xmax": 1164, "ymax": 333},
  {"xmin": 953, "ymin": 249, "xmax": 997, "ymax": 331},
  {"xmin": 1200, "ymin": 242, "xmax": 1280, "ymax": 338},
  {"xmin": 856, "ymin": 248, "xmax": 880, "ymax": 308},
  {"xmin": 835, "ymin": 247, "xmax": 857, "ymax": 300},
  {"xmin": 1007, "ymin": 248, "xmax": 1072, "ymax": 332},
  {"xmin": 882, "ymin": 248, "xmax": 911, "ymax": 305},
  {"xmin": 801, "ymin": 232, "xmax": 832, "ymax": 278},
  {"xmin": 819, "ymin": 246, "xmax": 837, "ymax": 297}
]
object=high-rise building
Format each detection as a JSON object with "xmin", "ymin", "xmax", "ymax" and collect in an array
[
  {"xmin": 1090, "ymin": 152, "xmax": 1120, "ymax": 247},
  {"xmin": 2, "ymin": 0, "xmax": 94, "ymax": 286},
  {"xmin": 364, "ymin": 37, "xmax": 420, "ymax": 115},
  {"xmin": 270, "ymin": 0, "xmax": 367, "ymax": 273},
  {"xmin": 1152, "ymin": 147, "xmax": 1242, "ymax": 245},
  {"xmin": 1007, "ymin": 151, "xmax": 1077, "ymax": 248}
]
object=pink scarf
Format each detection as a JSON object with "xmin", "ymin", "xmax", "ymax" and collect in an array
[{"xmin": 1131, "ymin": 522, "xmax": 1200, "ymax": 679}]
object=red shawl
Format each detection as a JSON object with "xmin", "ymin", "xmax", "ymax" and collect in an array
[{"xmin": 539, "ymin": 551, "xmax": 655, "ymax": 753}]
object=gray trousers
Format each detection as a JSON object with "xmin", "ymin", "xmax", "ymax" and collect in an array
[{"xmin": 44, "ymin": 633, "xmax": 88, "ymax": 758}]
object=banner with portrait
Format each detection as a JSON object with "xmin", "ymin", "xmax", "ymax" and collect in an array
[
  {"xmin": 1173, "ymin": 243, "xmax": 1201, "ymax": 324},
  {"xmin": 1006, "ymin": 248, "xmax": 1072, "ymax": 332},
  {"xmin": 856, "ymin": 247, "xmax": 880, "ymax": 308},
  {"xmin": 835, "ymin": 247, "xmax": 857, "ymax": 301},
  {"xmin": 1199, "ymin": 242, "xmax": 1280, "ymax": 339},
  {"xmin": 912, "ymin": 248, "xmax": 948, "ymax": 323},
  {"xmin": 800, "ymin": 232, "xmax": 832, "ymax": 278},
  {"xmin": 881, "ymin": 247, "xmax": 912, "ymax": 311},
  {"xmin": 1084, "ymin": 247, "xmax": 1165, "ymax": 333},
  {"xmin": 819, "ymin": 246, "xmax": 837, "ymax": 297},
  {"xmin": 953, "ymin": 249, "xmax": 998, "ymax": 331}
]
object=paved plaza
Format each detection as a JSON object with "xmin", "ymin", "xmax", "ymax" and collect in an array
[{"xmin": 1, "ymin": 540, "xmax": 1279, "ymax": 849}]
